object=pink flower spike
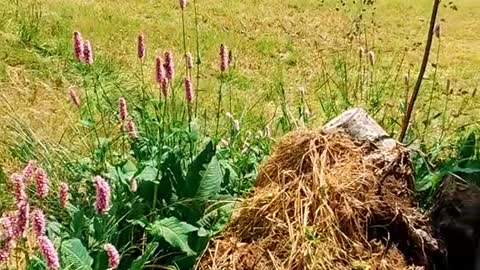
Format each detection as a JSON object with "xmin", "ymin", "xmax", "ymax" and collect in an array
[
  {"xmin": 161, "ymin": 78, "xmax": 169, "ymax": 97},
  {"xmin": 220, "ymin": 44, "xmax": 228, "ymax": 72},
  {"xmin": 31, "ymin": 209, "xmax": 46, "ymax": 237},
  {"xmin": 104, "ymin": 243, "xmax": 120, "ymax": 269},
  {"xmin": 137, "ymin": 33, "xmax": 145, "ymax": 60},
  {"xmin": 22, "ymin": 160, "xmax": 36, "ymax": 182},
  {"xmin": 73, "ymin": 31, "xmax": 84, "ymax": 61},
  {"xmin": 118, "ymin": 97, "xmax": 128, "ymax": 121},
  {"xmin": 184, "ymin": 78, "xmax": 193, "ymax": 103},
  {"xmin": 14, "ymin": 200, "xmax": 29, "ymax": 238},
  {"xmin": 127, "ymin": 120, "xmax": 138, "ymax": 139},
  {"xmin": 59, "ymin": 182, "xmax": 69, "ymax": 208},
  {"xmin": 155, "ymin": 56, "xmax": 166, "ymax": 84},
  {"xmin": 83, "ymin": 40, "xmax": 93, "ymax": 65},
  {"xmin": 35, "ymin": 168, "xmax": 49, "ymax": 199},
  {"xmin": 164, "ymin": 51, "xmax": 175, "ymax": 81},
  {"xmin": 69, "ymin": 87, "xmax": 81, "ymax": 107},
  {"xmin": 94, "ymin": 176, "xmax": 110, "ymax": 214},
  {"xmin": 0, "ymin": 212, "xmax": 15, "ymax": 239},
  {"xmin": 179, "ymin": 0, "xmax": 186, "ymax": 9},
  {"xmin": 38, "ymin": 236, "xmax": 60, "ymax": 270},
  {"xmin": 12, "ymin": 174, "xmax": 27, "ymax": 204},
  {"xmin": 185, "ymin": 52, "xmax": 193, "ymax": 69}
]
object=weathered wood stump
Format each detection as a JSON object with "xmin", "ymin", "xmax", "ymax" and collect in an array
[{"xmin": 323, "ymin": 107, "xmax": 445, "ymax": 269}]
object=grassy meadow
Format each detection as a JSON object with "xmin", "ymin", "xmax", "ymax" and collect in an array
[{"xmin": 0, "ymin": 0, "xmax": 479, "ymax": 269}]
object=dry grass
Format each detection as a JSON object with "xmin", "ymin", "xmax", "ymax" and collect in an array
[{"xmin": 197, "ymin": 130, "xmax": 430, "ymax": 270}]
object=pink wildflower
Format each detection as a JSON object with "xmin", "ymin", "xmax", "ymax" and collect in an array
[
  {"xmin": 127, "ymin": 120, "xmax": 138, "ymax": 139},
  {"xmin": 104, "ymin": 243, "xmax": 120, "ymax": 269},
  {"xmin": 38, "ymin": 236, "xmax": 60, "ymax": 270},
  {"xmin": 1, "ymin": 212, "xmax": 15, "ymax": 239},
  {"xmin": 161, "ymin": 78, "xmax": 169, "ymax": 97},
  {"xmin": 35, "ymin": 168, "xmax": 49, "ymax": 199},
  {"xmin": 179, "ymin": 0, "xmax": 186, "ymax": 9},
  {"xmin": 83, "ymin": 40, "xmax": 93, "ymax": 65},
  {"xmin": 118, "ymin": 97, "xmax": 128, "ymax": 121},
  {"xmin": 31, "ymin": 209, "xmax": 46, "ymax": 237},
  {"xmin": 69, "ymin": 87, "xmax": 81, "ymax": 107},
  {"xmin": 14, "ymin": 201, "xmax": 29, "ymax": 238},
  {"xmin": 220, "ymin": 44, "xmax": 228, "ymax": 72},
  {"xmin": 184, "ymin": 78, "xmax": 193, "ymax": 103},
  {"xmin": 137, "ymin": 33, "xmax": 145, "ymax": 60},
  {"xmin": 12, "ymin": 174, "xmax": 27, "ymax": 204},
  {"xmin": 164, "ymin": 51, "xmax": 175, "ymax": 81},
  {"xmin": 94, "ymin": 176, "xmax": 110, "ymax": 214},
  {"xmin": 22, "ymin": 160, "xmax": 36, "ymax": 182},
  {"xmin": 155, "ymin": 56, "xmax": 166, "ymax": 84},
  {"xmin": 185, "ymin": 52, "xmax": 193, "ymax": 69},
  {"xmin": 73, "ymin": 31, "xmax": 84, "ymax": 61},
  {"xmin": 59, "ymin": 182, "xmax": 69, "ymax": 208}
]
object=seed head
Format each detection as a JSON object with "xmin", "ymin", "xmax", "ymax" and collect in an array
[
  {"xmin": 367, "ymin": 50, "xmax": 375, "ymax": 66},
  {"xmin": 185, "ymin": 52, "xmax": 193, "ymax": 69},
  {"xmin": 359, "ymin": 47, "xmax": 365, "ymax": 59},
  {"xmin": 233, "ymin": 119, "xmax": 240, "ymax": 133},
  {"xmin": 127, "ymin": 120, "xmax": 139, "ymax": 139},
  {"xmin": 179, "ymin": 0, "xmax": 187, "ymax": 10}
]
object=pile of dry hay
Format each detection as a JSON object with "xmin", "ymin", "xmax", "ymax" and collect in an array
[{"xmin": 198, "ymin": 130, "xmax": 436, "ymax": 270}]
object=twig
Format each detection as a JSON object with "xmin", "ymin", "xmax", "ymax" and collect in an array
[{"xmin": 398, "ymin": 0, "xmax": 441, "ymax": 142}]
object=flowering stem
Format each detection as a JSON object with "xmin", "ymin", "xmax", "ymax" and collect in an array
[
  {"xmin": 215, "ymin": 76, "xmax": 224, "ymax": 137},
  {"xmin": 193, "ymin": 0, "xmax": 201, "ymax": 118}
]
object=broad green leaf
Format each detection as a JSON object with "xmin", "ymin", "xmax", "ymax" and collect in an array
[
  {"xmin": 195, "ymin": 157, "xmax": 223, "ymax": 200},
  {"xmin": 60, "ymin": 238, "xmax": 93, "ymax": 270},
  {"xmin": 147, "ymin": 217, "xmax": 198, "ymax": 256},
  {"xmin": 184, "ymin": 141, "xmax": 216, "ymax": 197},
  {"xmin": 136, "ymin": 165, "xmax": 159, "ymax": 182},
  {"xmin": 130, "ymin": 242, "xmax": 159, "ymax": 270}
]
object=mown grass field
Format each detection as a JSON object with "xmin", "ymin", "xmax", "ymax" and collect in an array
[{"xmin": 0, "ymin": 0, "xmax": 479, "ymax": 160}]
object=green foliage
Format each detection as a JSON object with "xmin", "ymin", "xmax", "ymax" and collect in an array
[
  {"xmin": 60, "ymin": 239, "xmax": 94, "ymax": 270},
  {"xmin": 147, "ymin": 217, "xmax": 198, "ymax": 256}
]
